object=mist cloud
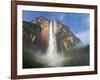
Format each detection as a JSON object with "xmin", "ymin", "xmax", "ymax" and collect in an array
[{"xmin": 75, "ymin": 30, "xmax": 90, "ymax": 46}]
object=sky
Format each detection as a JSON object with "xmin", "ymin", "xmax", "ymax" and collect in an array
[{"xmin": 22, "ymin": 11, "xmax": 90, "ymax": 45}]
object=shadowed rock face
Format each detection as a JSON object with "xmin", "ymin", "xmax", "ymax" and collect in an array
[
  {"xmin": 55, "ymin": 21, "xmax": 80, "ymax": 52},
  {"xmin": 23, "ymin": 16, "xmax": 80, "ymax": 52}
]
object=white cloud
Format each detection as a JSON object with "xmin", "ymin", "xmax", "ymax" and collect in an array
[{"xmin": 75, "ymin": 30, "xmax": 90, "ymax": 46}]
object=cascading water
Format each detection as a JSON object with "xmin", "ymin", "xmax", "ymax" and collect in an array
[
  {"xmin": 34, "ymin": 20, "xmax": 66, "ymax": 67},
  {"xmin": 45, "ymin": 20, "xmax": 66, "ymax": 66},
  {"xmin": 46, "ymin": 21, "xmax": 57, "ymax": 59}
]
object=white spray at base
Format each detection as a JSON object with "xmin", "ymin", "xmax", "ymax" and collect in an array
[{"xmin": 33, "ymin": 21, "xmax": 72, "ymax": 67}]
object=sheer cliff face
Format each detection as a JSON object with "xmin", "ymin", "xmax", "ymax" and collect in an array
[
  {"xmin": 23, "ymin": 16, "xmax": 80, "ymax": 52},
  {"xmin": 55, "ymin": 21, "xmax": 80, "ymax": 51},
  {"xmin": 32, "ymin": 16, "xmax": 50, "ymax": 46}
]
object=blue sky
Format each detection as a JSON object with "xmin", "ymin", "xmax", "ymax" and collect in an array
[{"xmin": 22, "ymin": 11, "xmax": 90, "ymax": 45}]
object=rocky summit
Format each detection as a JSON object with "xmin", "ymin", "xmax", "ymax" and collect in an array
[{"xmin": 23, "ymin": 16, "xmax": 80, "ymax": 53}]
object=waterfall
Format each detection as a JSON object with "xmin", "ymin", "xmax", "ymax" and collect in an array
[
  {"xmin": 46, "ymin": 21, "xmax": 57, "ymax": 59},
  {"xmin": 45, "ymin": 20, "xmax": 65, "ymax": 66},
  {"xmin": 33, "ymin": 20, "xmax": 66, "ymax": 67}
]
